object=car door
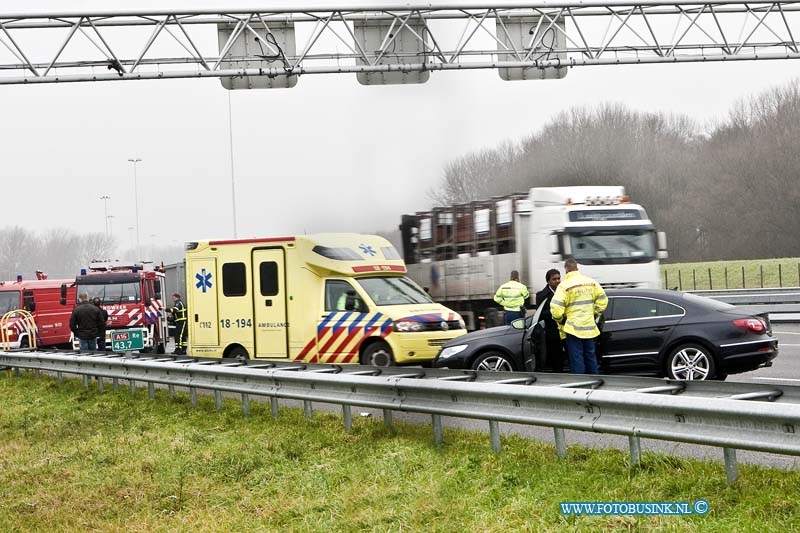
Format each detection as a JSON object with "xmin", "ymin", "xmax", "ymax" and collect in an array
[{"xmin": 599, "ymin": 296, "xmax": 685, "ymax": 375}]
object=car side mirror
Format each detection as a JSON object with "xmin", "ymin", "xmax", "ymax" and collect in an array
[
  {"xmin": 60, "ymin": 284, "xmax": 67, "ymax": 306},
  {"xmin": 510, "ymin": 318, "xmax": 526, "ymax": 330}
]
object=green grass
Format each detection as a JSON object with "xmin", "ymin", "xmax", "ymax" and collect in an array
[
  {"xmin": 2, "ymin": 372, "xmax": 800, "ymax": 532},
  {"xmin": 661, "ymin": 258, "xmax": 800, "ymax": 290}
]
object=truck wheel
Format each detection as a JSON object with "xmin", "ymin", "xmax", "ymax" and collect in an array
[
  {"xmin": 361, "ymin": 342, "xmax": 395, "ymax": 367},
  {"xmin": 20, "ymin": 336, "xmax": 29, "ymax": 349}
]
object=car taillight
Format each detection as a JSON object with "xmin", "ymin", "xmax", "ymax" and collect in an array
[{"xmin": 733, "ymin": 318, "xmax": 766, "ymax": 333}]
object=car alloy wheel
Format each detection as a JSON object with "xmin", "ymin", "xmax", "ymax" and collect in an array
[
  {"xmin": 473, "ymin": 352, "xmax": 514, "ymax": 372},
  {"xmin": 668, "ymin": 344, "xmax": 714, "ymax": 381}
]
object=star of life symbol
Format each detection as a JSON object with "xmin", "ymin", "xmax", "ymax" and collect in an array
[
  {"xmin": 359, "ymin": 244, "xmax": 377, "ymax": 256},
  {"xmin": 195, "ymin": 268, "xmax": 213, "ymax": 293}
]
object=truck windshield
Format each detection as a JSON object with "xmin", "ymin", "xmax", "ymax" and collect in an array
[
  {"xmin": 357, "ymin": 276, "xmax": 432, "ymax": 306},
  {"xmin": 77, "ymin": 282, "xmax": 141, "ymax": 304},
  {"xmin": 0, "ymin": 291, "xmax": 21, "ymax": 314},
  {"xmin": 568, "ymin": 230, "xmax": 656, "ymax": 264}
]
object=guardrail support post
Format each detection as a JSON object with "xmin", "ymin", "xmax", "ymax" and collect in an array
[
  {"xmin": 13, "ymin": 367, "xmax": 20, "ymax": 377},
  {"xmin": 34, "ymin": 368, "xmax": 40, "ymax": 379},
  {"xmin": 723, "ymin": 448, "xmax": 738, "ymax": 483},
  {"xmin": 82, "ymin": 375, "xmax": 89, "ymax": 389},
  {"xmin": 98, "ymin": 376, "xmax": 104, "ymax": 393},
  {"xmin": 130, "ymin": 380, "xmax": 136, "ymax": 395},
  {"xmin": 215, "ymin": 390, "xmax": 223, "ymax": 410},
  {"xmin": 148, "ymin": 382, "xmax": 155, "ymax": 400},
  {"xmin": 57, "ymin": 371, "xmax": 63, "ymax": 383},
  {"xmin": 304, "ymin": 400, "xmax": 313, "ymax": 419},
  {"xmin": 270, "ymin": 397, "xmax": 279, "ymax": 418},
  {"xmin": 168, "ymin": 384, "xmax": 174, "ymax": 398},
  {"xmin": 343, "ymin": 404, "xmax": 352, "ymax": 432},
  {"xmin": 190, "ymin": 387, "xmax": 197, "ymax": 407},
  {"xmin": 629, "ymin": 435, "xmax": 641, "ymax": 465},
  {"xmin": 432, "ymin": 414, "xmax": 443, "ymax": 447},
  {"xmin": 489, "ymin": 420, "xmax": 501, "ymax": 453},
  {"xmin": 242, "ymin": 393, "xmax": 250, "ymax": 416},
  {"xmin": 112, "ymin": 377, "xmax": 119, "ymax": 392},
  {"xmin": 554, "ymin": 427, "xmax": 567, "ymax": 459},
  {"xmin": 383, "ymin": 409, "xmax": 394, "ymax": 433}
]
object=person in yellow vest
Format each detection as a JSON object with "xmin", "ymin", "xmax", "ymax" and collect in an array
[
  {"xmin": 494, "ymin": 270, "xmax": 530, "ymax": 324},
  {"xmin": 550, "ymin": 258, "xmax": 608, "ymax": 374}
]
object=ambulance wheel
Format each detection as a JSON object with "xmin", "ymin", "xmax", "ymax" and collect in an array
[
  {"xmin": 361, "ymin": 342, "xmax": 395, "ymax": 367},
  {"xmin": 227, "ymin": 345, "xmax": 250, "ymax": 362}
]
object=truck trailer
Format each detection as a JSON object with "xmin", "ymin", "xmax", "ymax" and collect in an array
[{"xmin": 400, "ymin": 186, "xmax": 667, "ymax": 329}]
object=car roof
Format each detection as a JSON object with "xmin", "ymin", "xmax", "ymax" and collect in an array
[{"xmin": 604, "ymin": 288, "xmax": 683, "ymax": 299}]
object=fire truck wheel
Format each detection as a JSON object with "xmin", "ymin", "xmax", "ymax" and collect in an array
[
  {"xmin": 361, "ymin": 342, "xmax": 395, "ymax": 367},
  {"xmin": 227, "ymin": 345, "xmax": 250, "ymax": 361},
  {"xmin": 20, "ymin": 336, "xmax": 29, "ymax": 349}
]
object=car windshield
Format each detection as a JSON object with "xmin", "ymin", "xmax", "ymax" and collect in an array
[
  {"xmin": 568, "ymin": 229, "xmax": 656, "ymax": 264},
  {"xmin": 0, "ymin": 291, "xmax": 20, "ymax": 314},
  {"xmin": 77, "ymin": 282, "xmax": 140, "ymax": 304},
  {"xmin": 356, "ymin": 276, "xmax": 432, "ymax": 306}
]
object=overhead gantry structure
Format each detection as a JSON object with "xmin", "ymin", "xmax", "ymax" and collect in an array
[{"xmin": 1, "ymin": 1, "xmax": 799, "ymax": 87}]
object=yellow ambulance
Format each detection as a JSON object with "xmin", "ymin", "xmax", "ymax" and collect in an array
[{"xmin": 184, "ymin": 233, "xmax": 465, "ymax": 365}]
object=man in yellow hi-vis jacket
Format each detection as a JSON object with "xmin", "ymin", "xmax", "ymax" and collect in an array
[
  {"xmin": 494, "ymin": 270, "xmax": 530, "ymax": 324},
  {"xmin": 550, "ymin": 258, "xmax": 608, "ymax": 374}
]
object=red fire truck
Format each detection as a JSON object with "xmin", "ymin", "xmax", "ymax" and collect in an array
[
  {"xmin": 0, "ymin": 274, "xmax": 76, "ymax": 349},
  {"xmin": 74, "ymin": 261, "xmax": 169, "ymax": 353}
]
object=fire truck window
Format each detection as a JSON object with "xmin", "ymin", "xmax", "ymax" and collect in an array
[
  {"xmin": 259, "ymin": 262, "xmax": 279, "ymax": 296},
  {"xmin": 154, "ymin": 280, "xmax": 162, "ymax": 300},
  {"xmin": 23, "ymin": 291, "xmax": 35, "ymax": 312},
  {"xmin": 222, "ymin": 262, "xmax": 247, "ymax": 297},
  {"xmin": 78, "ymin": 283, "xmax": 141, "ymax": 304},
  {"xmin": 0, "ymin": 291, "xmax": 20, "ymax": 314}
]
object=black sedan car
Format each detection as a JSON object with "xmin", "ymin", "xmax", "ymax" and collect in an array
[{"xmin": 434, "ymin": 289, "xmax": 778, "ymax": 380}]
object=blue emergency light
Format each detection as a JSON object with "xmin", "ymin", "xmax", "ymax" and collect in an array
[
  {"xmin": 80, "ymin": 269, "xmax": 87, "ymax": 275},
  {"xmin": 16, "ymin": 274, "xmax": 22, "ymax": 282}
]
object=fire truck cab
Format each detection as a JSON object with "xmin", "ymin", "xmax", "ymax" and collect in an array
[
  {"xmin": 0, "ymin": 275, "xmax": 76, "ymax": 349},
  {"xmin": 75, "ymin": 261, "xmax": 169, "ymax": 353}
]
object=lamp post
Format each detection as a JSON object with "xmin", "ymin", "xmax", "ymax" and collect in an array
[
  {"xmin": 228, "ymin": 91, "xmax": 238, "ymax": 238},
  {"xmin": 107, "ymin": 214, "xmax": 115, "ymax": 238},
  {"xmin": 127, "ymin": 158, "xmax": 142, "ymax": 259},
  {"xmin": 100, "ymin": 195, "xmax": 111, "ymax": 236},
  {"xmin": 127, "ymin": 226, "xmax": 135, "ymax": 252}
]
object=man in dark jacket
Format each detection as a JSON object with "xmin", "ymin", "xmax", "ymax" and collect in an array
[
  {"xmin": 93, "ymin": 297, "xmax": 109, "ymax": 350},
  {"xmin": 534, "ymin": 269, "xmax": 566, "ymax": 372},
  {"xmin": 70, "ymin": 293, "xmax": 105, "ymax": 352}
]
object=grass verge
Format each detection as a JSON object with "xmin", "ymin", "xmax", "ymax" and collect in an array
[
  {"xmin": 1, "ymin": 371, "xmax": 799, "ymax": 532},
  {"xmin": 661, "ymin": 257, "xmax": 800, "ymax": 290}
]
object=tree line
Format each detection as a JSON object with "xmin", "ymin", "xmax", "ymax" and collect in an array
[
  {"xmin": 0, "ymin": 226, "xmax": 183, "ymax": 282},
  {"xmin": 428, "ymin": 79, "xmax": 800, "ymax": 263}
]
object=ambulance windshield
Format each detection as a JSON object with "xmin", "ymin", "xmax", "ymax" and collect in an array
[
  {"xmin": 0, "ymin": 291, "xmax": 20, "ymax": 314},
  {"xmin": 357, "ymin": 276, "xmax": 432, "ymax": 306},
  {"xmin": 77, "ymin": 282, "xmax": 141, "ymax": 304}
]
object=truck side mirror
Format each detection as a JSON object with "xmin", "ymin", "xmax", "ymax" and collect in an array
[
  {"xmin": 560, "ymin": 234, "xmax": 572, "ymax": 256},
  {"xmin": 60, "ymin": 284, "xmax": 67, "ymax": 305},
  {"xmin": 549, "ymin": 234, "xmax": 560, "ymax": 256},
  {"xmin": 657, "ymin": 232, "xmax": 668, "ymax": 259}
]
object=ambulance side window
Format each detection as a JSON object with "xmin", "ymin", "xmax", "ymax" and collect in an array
[
  {"xmin": 259, "ymin": 262, "xmax": 279, "ymax": 296},
  {"xmin": 222, "ymin": 263, "xmax": 247, "ymax": 297},
  {"xmin": 325, "ymin": 280, "xmax": 358, "ymax": 312}
]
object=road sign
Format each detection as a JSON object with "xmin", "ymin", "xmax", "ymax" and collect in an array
[{"xmin": 110, "ymin": 329, "xmax": 145, "ymax": 352}]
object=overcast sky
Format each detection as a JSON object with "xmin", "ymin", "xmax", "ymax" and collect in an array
[{"xmin": 1, "ymin": 1, "xmax": 798, "ymax": 256}]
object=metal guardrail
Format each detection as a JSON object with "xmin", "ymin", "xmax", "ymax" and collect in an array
[
  {"xmin": 688, "ymin": 288, "xmax": 800, "ymax": 322},
  {"xmin": 2, "ymin": 350, "xmax": 800, "ymax": 483}
]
